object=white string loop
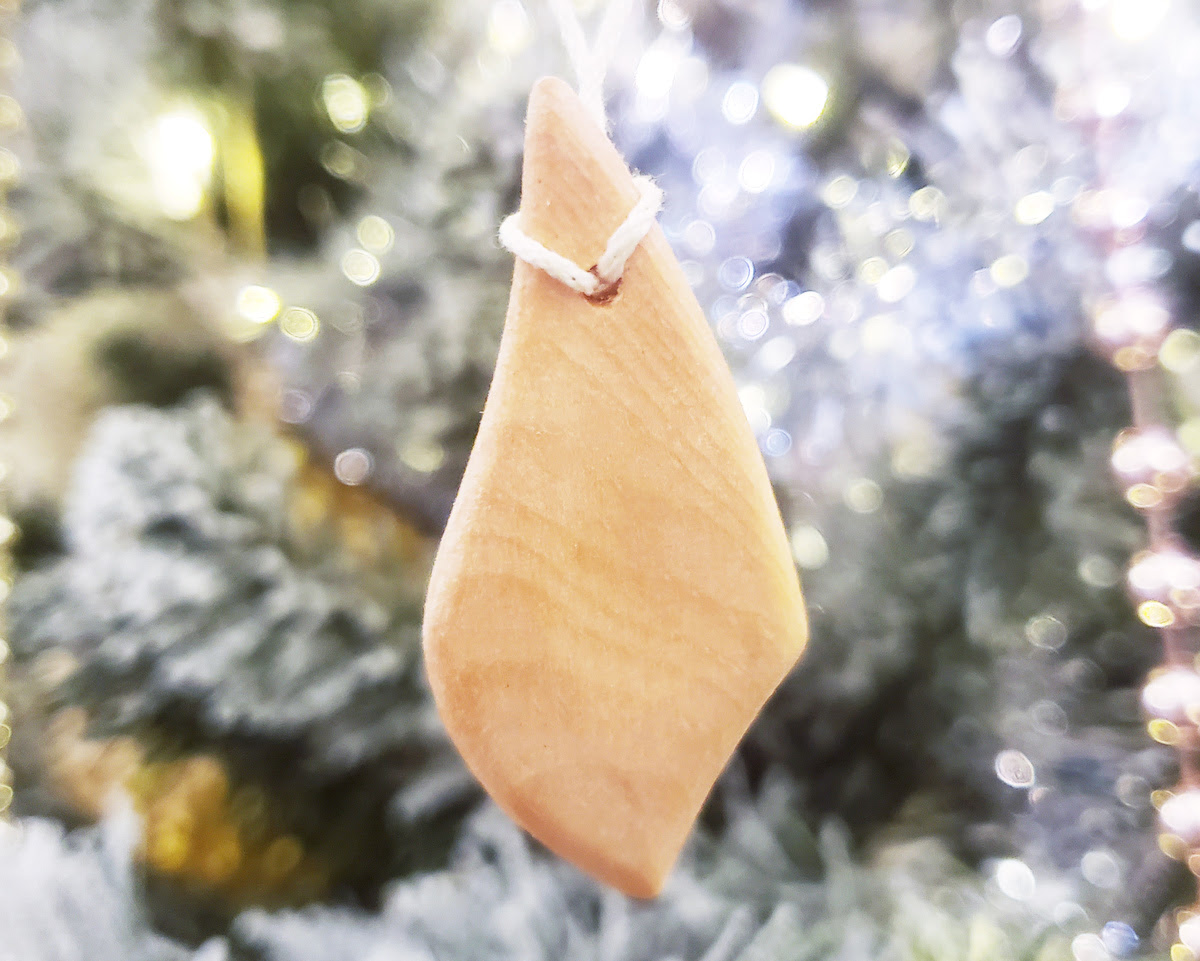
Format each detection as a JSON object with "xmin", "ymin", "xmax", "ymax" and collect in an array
[
  {"xmin": 499, "ymin": 175, "xmax": 663, "ymax": 299},
  {"xmin": 499, "ymin": 0, "xmax": 660, "ymax": 300},
  {"xmin": 545, "ymin": 0, "xmax": 638, "ymax": 131}
]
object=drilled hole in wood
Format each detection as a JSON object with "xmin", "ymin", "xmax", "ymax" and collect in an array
[{"xmin": 586, "ymin": 267, "xmax": 621, "ymax": 306}]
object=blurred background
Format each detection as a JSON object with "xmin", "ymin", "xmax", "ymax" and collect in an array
[{"xmin": 3, "ymin": 0, "xmax": 1200, "ymax": 958}]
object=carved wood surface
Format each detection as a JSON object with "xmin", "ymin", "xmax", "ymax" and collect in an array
[{"xmin": 423, "ymin": 77, "xmax": 808, "ymax": 898}]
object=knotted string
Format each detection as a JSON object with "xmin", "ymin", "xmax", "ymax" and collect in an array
[{"xmin": 498, "ymin": 0, "xmax": 663, "ymax": 301}]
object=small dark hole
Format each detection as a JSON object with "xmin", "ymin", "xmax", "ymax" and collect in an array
[{"xmin": 585, "ymin": 266, "xmax": 621, "ymax": 306}]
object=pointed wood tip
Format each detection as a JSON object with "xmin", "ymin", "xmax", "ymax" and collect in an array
[
  {"xmin": 526, "ymin": 75, "xmax": 584, "ymax": 129},
  {"xmin": 518, "ymin": 76, "xmax": 640, "ymax": 273}
]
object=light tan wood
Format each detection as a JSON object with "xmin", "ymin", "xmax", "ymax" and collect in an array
[{"xmin": 423, "ymin": 76, "xmax": 807, "ymax": 898}]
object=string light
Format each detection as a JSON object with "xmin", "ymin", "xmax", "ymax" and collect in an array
[
  {"xmin": 1015, "ymin": 191, "xmax": 1055, "ymax": 225},
  {"xmin": 1110, "ymin": 427, "xmax": 1193, "ymax": 509},
  {"xmin": 1143, "ymin": 668, "xmax": 1200, "ymax": 725},
  {"xmin": 1063, "ymin": 2, "xmax": 1200, "ymax": 951},
  {"xmin": 789, "ymin": 525, "xmax": 829, "ymax": 570},
  {"xmin": 989, "ymin": 254, "xmax": 1029, "ymax": 288},
  {"xmin": 1092, "ymin": 292, "xmax": 1171, "ymax": 371},
  {"xmin": 1128, "ymin": 547, "xmax": 1200, "ymax": 624},
  {"xmin": 399, "ymin": 440, "xmax": 446, "ymax": 474},
  {"xmin": 341, "ymin": 248, "xmax": 381, "ymax": 286},
  {"xmin": 333, "ymin": 448, "xmax": 373, "ymax": 486},
  {"xmin": 721, "ymin": 80, "xmax": 759, "ymax": 125},
  {"xmin": 235, "ymin": 285, "xmax": 283, "ymax": 325},
  {"xmin": 321, "ymin": 75, "xmax": 370, "ymax": 134},
  {"xmin": 0, "ymin": 0, "xmax": 17, "ymax": 826},
  {"xmin": 486, "ymin": 0, "xmax": 532, "ymax": 56},
  {"xmin": 279, "ymin": 307, "xmax": 320, "ymax": 343},
  {"xmin": 356, "ymin": 215, "xmax": 394, "ymax": 253},
  {"xmin": 761, "ymin": 63, "xmax": 829, "ymax": 130},
  {"xmin": 144, "ymin": 106, "xmax": 216, "ymax": 220},
  {"xmin": 1109, "ymin": 0, "xmax": 1171, "ymax": 43}
]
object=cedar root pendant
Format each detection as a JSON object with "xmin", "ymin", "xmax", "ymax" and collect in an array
[{"xmin": 423, "ymin": 76, "xmax": 808, "ymax": 898}]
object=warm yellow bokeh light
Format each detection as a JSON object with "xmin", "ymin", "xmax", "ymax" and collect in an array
[
  {"xmin": 146, "ymin": 107, "xmax": 216, "ymax": 220},
  {"xmin": 822, "ymin": 175, "xmax": 857, "ymax": 209},
  {"xmin": 342, "ymin": 248, "xmax": 381, "ymax": 286},
  {"xmin": 761, "ymin": 64, "xmax": 829, "ymax": 130},
  {"xmin": 322, "ymin": 75, "xmax": 370, "ymax": 134},
  {"xmin": 0, "ymin": 148, "xmax": 18, "ymax": 187},
  {"xmin": 487, "ymin": 0, "xmax": 532, "ymax": 55},
  {"xmin": 1161, "ymin": 329, "xmax": 1200, "ymax": 373},
  {"xmin": 844, "ymin": 478, "xmax": 883, "ymax": 514},
  {"xmin": 357, "ymin": 215, "xmax": 395, "ymax": 253},
  {"xmin": 858, "ymin": 256, "xmax": 888, "ymax": 286},
  {"xmin": 790, "ymin": 525, "xmax": 829, "ymax": 570},
  {"xmin": 400, "ymin": 440, "xmax": 447, "ymax": 474},
  {"xmin": 990, "ymin": 254, "xmax": 1029, "ymax": 288},
  {"xmin": 1138, "ymin": 600, "xmax": 1176, "ymax": 628},
  {"xmin": 1015, "ymin": 191, "xmax": 1055, "ymax": 225},
  {"xmin": 1126, "ymin": 483, "xmax": 1163, "ymax": 509},
  {"xmin": 280, "ymin": 307, "xmax": 320, "ymax": 343},
  {"xmin": 236, "ymin": 285, "xmax": 282, "ymax": 325},
  {"xmin": 885, "ymin": 140, "xmax": 909, "ymax": 179},
  {"xmin": 909, "ymin": 186, "xmax": 945, "ymax": 222}
]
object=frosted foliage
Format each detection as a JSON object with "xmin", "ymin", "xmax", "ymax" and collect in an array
[
  {"xmin": 223, "ymin": 786, "xmax": 1056, "ymax": 961},
  {"xmin": 0, "ymin": 814, "xmax": 190, "ymax": 961},
  {"xmin": 8, "ymin": 397, "xmax": 441, "ymax": 782},
  {"xmin": 0, "ymin": 789, "xmax": 1062, "ymax": 961}
]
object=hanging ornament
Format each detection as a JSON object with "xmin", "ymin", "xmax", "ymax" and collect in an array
[{"xmin": 422, "ymin": 1, "xmax": 807, "ymax": 899}]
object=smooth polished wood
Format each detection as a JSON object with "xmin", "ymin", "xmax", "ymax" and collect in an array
[{"xmin": 423, "ymin": 76, "xmax": 807, "ymax": 898}]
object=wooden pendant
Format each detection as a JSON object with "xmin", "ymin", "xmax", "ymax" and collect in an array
[{"xmin": 423, "ymin": 76, "xmax": 808, "ymax": 898}]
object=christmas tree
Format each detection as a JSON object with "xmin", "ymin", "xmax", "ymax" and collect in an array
[{"xmin": 5, "ymin": 0, "xmax": 1200, "ymax": 957}]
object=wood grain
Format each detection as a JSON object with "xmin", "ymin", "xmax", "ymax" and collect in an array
[{"xmin": 423, "ymin": 76, "xmax": 808, "ymax": 898}]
